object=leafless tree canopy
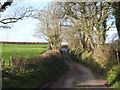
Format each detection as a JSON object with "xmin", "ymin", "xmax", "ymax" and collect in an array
[
  {"xmin": 35, "ymin": 2, "xmax": 119, "ymax": 51},
  {"xmin": 35, "ymin": 3, "xmax": 64, "ymax": 50}
]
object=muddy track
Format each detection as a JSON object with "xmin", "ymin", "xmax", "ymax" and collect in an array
[{"xmin": 43, "ymin": 55, "xmax": 111, "ymax": 89}]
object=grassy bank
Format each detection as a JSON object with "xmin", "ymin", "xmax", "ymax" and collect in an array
[
  {"xmin": 3, "ymin": 53, "xmax": 68, "ymax": 88},
  {"xmin": 2, "ymin": 48, "xmax": 68, "ymax": 88},
  {"xmin": 2, "ymin": 44, "xmax": 68, "ymax": 88},
  {"xmin": 69, "ymin": 48, "xmax": 120, "ymax": 89}
]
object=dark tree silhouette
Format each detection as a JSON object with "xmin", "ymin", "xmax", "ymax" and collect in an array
[
  {"xmin": 112, "ymin": 2, "xmax": 120, "ymax": 39},
  {"xmin": 0, "ymin": 0, "xmax": 13, "ymax": 12}
]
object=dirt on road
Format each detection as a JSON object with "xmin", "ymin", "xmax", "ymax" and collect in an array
[{"xmin": 45, "ymin": 55, "xmax": 109, "ymax": 89}]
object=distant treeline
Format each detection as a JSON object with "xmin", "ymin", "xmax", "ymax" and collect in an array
[{"xmin": 0, "ymin": 41, "xmax": 48, "ymax": 45}]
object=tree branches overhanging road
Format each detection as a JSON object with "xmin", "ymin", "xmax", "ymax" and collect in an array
[
  {"xmin": 35, "ymin": 1, "xmax": 120, "ymax": 54},
  {"xmin": 58, "ymin": 2, "xmax": 114, "ymax": 51}
]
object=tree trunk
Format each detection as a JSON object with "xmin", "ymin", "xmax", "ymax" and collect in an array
[
  {"xmin": 116, "ymin": 15, "xmax": 120, "ymax": 39},
  {"xmin": 113, "ymin": 2, "xmax": 120, "ymax": 39}
]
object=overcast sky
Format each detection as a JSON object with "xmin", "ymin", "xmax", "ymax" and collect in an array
[{"xmin": 0, "ymin": 0, "xmax": 119, "ymax": 43}]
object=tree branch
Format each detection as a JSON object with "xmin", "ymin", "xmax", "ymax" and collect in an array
[{"xmin": 0, "ymin": 7, "xmax": 34, "ymax": 25}]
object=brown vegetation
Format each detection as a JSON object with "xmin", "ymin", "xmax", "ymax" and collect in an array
[
  {"xmin": 11, "ymin": 50, "xmax": 63, "ymax": 67},
  {"xmin": 11, "ymin": 57, "xmax": 25, "ymax": 67}
]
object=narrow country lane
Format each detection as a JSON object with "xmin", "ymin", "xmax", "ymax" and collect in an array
[{"xmin": 44, "ymin": 55, "xmax": 111, "ymax": 89}]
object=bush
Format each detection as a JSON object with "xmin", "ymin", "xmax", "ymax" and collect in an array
[
  {"xmin": 69, "ymin": 44, "xmax": 119, "ymax": 89},
  {"xmin": 2, "ymin": 50, "xmax": 68, "ymax": 88}
]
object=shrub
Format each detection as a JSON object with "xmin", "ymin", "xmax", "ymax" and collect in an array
[
  {"xmin": 69, "ymin": 42, "xmax": 119, "ymax": 88},
  {"xmin": 2, "ymin": 50, "xmax": 68, "ymax": 88}
]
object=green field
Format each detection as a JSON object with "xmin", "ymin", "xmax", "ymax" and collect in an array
[
  {"xmin": 1, "ymin": 44, "xmax": 48, "ymax": 66},
  {"xmin": 2, "ymin": 44, "xmax": 68, "ymax": 88}
]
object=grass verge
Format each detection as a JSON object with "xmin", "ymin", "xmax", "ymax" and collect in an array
[
  {"xmin": 2, "ymin": 50, "xmax": 68, "ymax": 88},
  {"xmin": 69, "ymin": 49, "xmax": 120, "ymax": 89}
]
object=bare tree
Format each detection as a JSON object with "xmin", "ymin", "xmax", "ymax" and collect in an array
[
  {"xmin": 35, "ymin": 3, "xmax": 63, "ymax": 50},
  {"xmin": 60, "ymin": 2, "xmax": 113, "ymax": 51}
]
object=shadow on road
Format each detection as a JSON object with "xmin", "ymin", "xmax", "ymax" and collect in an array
[{"xmin": 43, "ymin": 55, "xmax": 111, "ymax": 89}]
